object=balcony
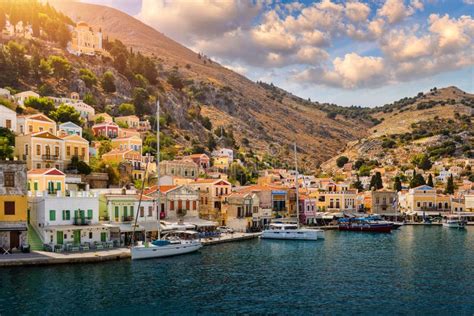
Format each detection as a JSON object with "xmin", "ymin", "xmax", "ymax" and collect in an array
[
  {"xmin": 73, "ymin": 217, "xmax": 91, "ymax": 226},
  {"xmin": 42, "ymin": 154, "xmax": 59, "ymax": 161}
]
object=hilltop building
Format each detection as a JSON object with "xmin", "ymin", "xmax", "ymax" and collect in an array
[{"xmin": 68, "ymin": 21, "xmax": 103, "ymax": 56}]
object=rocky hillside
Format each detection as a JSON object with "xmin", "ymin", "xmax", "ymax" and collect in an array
[
  {"xmin": 48, "ymin": 0, "xmax": 374, "ymax": 170},
  {"xmin": 321, "ymin": 87, "xmax": 474, "ymax": 173}
]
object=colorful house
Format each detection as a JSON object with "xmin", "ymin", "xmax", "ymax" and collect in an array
[
  {"xmin": 401, "ymin": 185, "xmax": 451, "ymax": 216},
  {"xmin": 27, "ymin": 168, "xmax": 65, "ymax": 194},
  {"xmin": 115, "ymin": 115, "xmax": 140, "ymax": 129},
  {"xmin": 91, "ymin": 122, "xmax": 119, "ymax": 139},
  {"xmin": 0, "ymin": 104, "xmax": 17, "ymax": 132},
  {"xmin": 145, "ymin": 185, "xmax": 200, "ymax": 220},
  {"xmin": 15, "ymin": 131, "xmax": 65, "ymax": 170},
  {"xmin": 118, "ymin": 128, "xmax": 141, "ymax": 138},
  {"xmin": 28, "ymin": 190, "xmax": 108, "ymax": 247},
  {"xmin": 14, "ymin": 90, "xmax": 39, "ymax": 106},
  {"xmin": 58, "ymin": 121, "xmax": 82, "ymax": 137},
  {"xmin": 226, "ymin": 192, "xmax": 260, "ymax": 232},
  {"xmin": 111, "ymin": 135, "xmax": 142, "ymax": 154},
  {"xmin": 17, "ymin": 113, "xmax": 56, "ymax": 135},
  {"xmin": 213, "ymin": 155, "xmax": 231, "ymax": 171},
  {"xmin": 183, "ymin": 153, "xmax": 210, "ymax": 170},
  {"xmin": 61, "ymin": 134, "xmax": 90, "ymax": 167},
  {"xmin": 0, "ymin": 161, "xmax": 28, "ymax": 252},
  {"xmin": 189, "ymin": 179, "xmax": 231, "ymax": 224},
  {"xmin": 160, "ymin": 159, "xmax": 198, "ymax": 179}
]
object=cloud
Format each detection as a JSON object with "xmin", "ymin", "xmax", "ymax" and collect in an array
[
  {"xmin": 377, "ymin": 0, "xmax": 414, "ymax": 24},
  {"xmin": 345, "ymin": 1, "xmax": 371, "ymax": 23},
  {"xmin": 294, "ymin": 53, "xmax": 386, "ymax": 88}
]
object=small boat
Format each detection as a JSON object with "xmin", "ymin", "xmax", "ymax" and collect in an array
[
  {"xmin": 443, "ymin": 215, "xmax": 466, "ymax": 229},
  {"xmin": 261, "ymin": 223, "xmax": 324, "ymax": 240},
  {"xmin": 338, "ymin": 217, "xmax": 393, "ymax": 233},
  {"xmin": 391, "ymin": 222, "xmax": 405, "ymax": 229}
]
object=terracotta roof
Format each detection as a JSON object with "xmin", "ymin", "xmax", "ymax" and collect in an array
[
  {"xmin": 32, "ymin": 131, "xmax": 61, "ymax": 140},
  {"xmin": 102, "ymin": 148, "xmax": 135, "ymax": 156},
  {"xmin": 29, "ymin": 114, "xmax": 54, "ymax": 122},
  {"xmin": 28, "ymin": 168, "xmax": 65, "ymax": 176},
  {"xmin": 144, "ymin": 185, "xmax": 177, "ymax": 195},
  {"xmin": 188, "ymin": 154, "xmax": 209, "ymax": 159},
  {"xmin": 112, "ymin": 135, "xmax": 141, "ymax": 140}
]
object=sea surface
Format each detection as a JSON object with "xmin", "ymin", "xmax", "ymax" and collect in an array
[{"xmin": 1, "ymin": 226, "xmax": 474, "ymax": 315}]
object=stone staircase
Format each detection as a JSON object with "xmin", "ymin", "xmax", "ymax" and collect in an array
[{"xmin": 27, "ymin": 224, "xmax": 43, "ymax": 251}]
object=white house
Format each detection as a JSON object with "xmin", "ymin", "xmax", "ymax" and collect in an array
[
  {"xmin": 211, "ymin": 148, "xmax": 234, "ymax": 162},
  {"xmin": 58, "ymin": 121, "xmax": 82, "ymax": 137},
  {"xmin": 28, "ymin": 190, "xmax": 110, "ymax": 246},
  {"xmin": 66, "ymin": 101, "xmax": 95, "ymax": 120},
  {"xmin": 14, "ymin": 91, "xmax": 39, "ymax": 106},
  {"xmin": 436, "ymin": 168, "xmax": 453, "ymax": 183},
  {"xmin": 0, "ymin": 88, "xmax": 11, "ymax": 99},
  {"xmin": 0, "ymin": 104, "xmax": 17, "ymax": 132}
]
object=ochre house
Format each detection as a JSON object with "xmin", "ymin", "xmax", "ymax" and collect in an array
[
  {"xmin": 0, "ymin": 161, "xmax": 28, "ymax": 252},
  {"xmin": 15, "ymin": 131, "xmax": 65, "ymax": 170},
  {"xmin": 61, "ymin": 134, "xmax": 90, "ymax": 166},
  {"xmin": 27, "ymin": 168, "xmax": 66, "ymax": 194},
  {"xmin": 17, "ymin": 113, "xmax": 56, "ymax": 135}
]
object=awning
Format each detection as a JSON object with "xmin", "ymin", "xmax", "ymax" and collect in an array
[
  {"xmin": 102, "ymin": 223, "xmax": 144, "ymax": 232},
  {"xmin": 183, "ymin": 217, "xmax": 217, "ymax": 227},
  {"xmin": 43, "ymin": 224, "xmax": 109, "ymax": 231},
  {"xmin": 0, "ymin": 223, "xmax": 27, "ymax": 231},
  {"xmin": 414, "ymin": 211, "xmax": 446, "ymax": 216}
]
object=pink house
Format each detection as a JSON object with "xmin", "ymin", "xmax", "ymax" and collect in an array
[
  {"xmin": 299, "ymin": 195, "xmax": 317, "ymax": 225},
  {"xmin": 184, "ymin": 153, "xmax": 210, "ymax": 169},
  {"xmin": 91, "ymin": 122, "xmax": 119, "ymax": 139}
]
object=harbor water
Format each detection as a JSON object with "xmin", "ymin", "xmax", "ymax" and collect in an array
[{"xmin": 2, "ymin": 226, "xmax": 474, "ymax": 315}]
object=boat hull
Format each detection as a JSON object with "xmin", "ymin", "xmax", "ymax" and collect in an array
[
  {"xmin": 131, "ymin": 242, "xmax": 202, "ymax": 260},
  {"xmin": 261, "ymin": 229, "xmax": 324, "ymax": 240},
  {"xmin": 339, "ymin": 223, "xmax": 392, "ymax": 233},
  {"xmin": 442, "ymin": 222, "xmax": 466, "ymax": 229}
]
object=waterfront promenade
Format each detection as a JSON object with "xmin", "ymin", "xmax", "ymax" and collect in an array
[{"xmin": 0, "ymin": 232, "xmax": 261, "ymax": 267}]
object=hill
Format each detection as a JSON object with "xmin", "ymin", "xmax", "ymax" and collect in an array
[
  {"xmin": 48, "ymin": 0, "xmax": 374, "ymax": 170},
  {"xmin": 321, "ymin": 87, "xmax": 474, "ymax": 174}
]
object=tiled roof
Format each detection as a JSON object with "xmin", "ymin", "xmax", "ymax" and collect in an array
[
  {"xmin": 144, "ymin": 185, "xmax": 177, "ymax": 195},
  {"xmin": 32, "ymin": 131, "xmax": 61, "ymax": 140},
  {"xmin": 28, "ymin": 168, "xmax": 65, "ymax": 176}
]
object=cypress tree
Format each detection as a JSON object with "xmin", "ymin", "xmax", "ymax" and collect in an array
[
  {"xmin": 427, "ymin": 174, "xmax": 434, "ymax": 187},
  {"xmin": 445, "ymin": 174, "xmax": 455, "ymax": 194},
  {"xmin": 393, "ymin": 176, "xmax": 402, "ymax": 192}
]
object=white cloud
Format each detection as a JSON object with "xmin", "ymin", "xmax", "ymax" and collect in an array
[
  {"xmin": 377, "ymin": 0, "xmax": 415, "ymax": 24},
  {"xmin": 345, "ymin": 1, "xmax": 371, "ymax": 23}
]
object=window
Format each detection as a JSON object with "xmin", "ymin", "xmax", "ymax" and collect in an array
[
  {"xmin": 114, "ymin": 206, "xmax": 119, "ymax": 218},
  {"xmin": 25, "ymin": 144, "xmax": 29, "ymax": 155},
  {"xmin": 170, "ymin": 201, "xmax": 175, "ymax": 211},
  {"xmin": 124, "ymin": 206, "xmax": 128, "ymax": 217},
  {"xmin": 148, "ymin": 206, "xmax": 152, "ymax": 217},
  {"xmin": 34, "ymin": 182, "xmax": 38, "ymax": 191},
  {"xmin": 4, "ymin": 172, "xmax": 15, "ymax": 187},
  {"xmin": 87, "ymin": 209, "xmax": 93, "ymax": 219},
  {"xmin": 5, "ymin": 119, "xmax": 11, "ymax": 129},
  {"xmin": 49, "ymin": 210, "xmax": 56, "ymax": 221},
  {"xmin": 56, "ymin": 182, "xmax": 61, "ymax": 191},
  {"xmin": 417, "ymin": 202, "xmax": 421, "ymax": 207},
  {"xmin": 74, "ymin": 147, "xmax": 78, "ymax": 156},
  {"xmin": 178, "ymin": 200, "xmax": 183, "ymax": 210},
  {"xmin": 130, "ymin": 206, "xmax": 134, "ymax": 217},
  {"xmin": 4, "ymin": 201, "xmax": 15, "ymax": 215},
  {"xmin": 66, "ymin": 146, "xmax": 71, "ymax": 156},
  {"xmin": 55, "ymin": 146, "xmax": 59, "ymax": 157},
  {"xmin": 193, "ymin": 201, "xmax": 197, "ymax": 210},
  {"xmin": 186, "ymin": 201, "xmax": 190, "ymax": 210},
  {"xmin": 81, "ymin": 148, "xmax": 85, "ymax": 157},
  {"xmin": 39, "ymin": 127, "xmax": 43, "ymax": 132},
  {"xmin": 89, "ymin": 232, "xmax": 93, "ymax": 239},
  {"xmin": 36, "ymin": 144, "xmax": 41, "ymax": 155},
  {"xmin": 140, "ymin": 206, "xmax": 144, "ymax": 217},
  {"xmin": 29, "ymin": 125, "xmax": 33, "ymax": 133},
  {"xmin": 63, "ymin": 210, "xmax": 70, "ymax": 220}
]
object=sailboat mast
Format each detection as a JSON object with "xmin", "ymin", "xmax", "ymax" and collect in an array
[
  {"xmin": 156, "ymin": 100, "xmax": 161, "ymax": 240},
  {"xmin": 294, "ymin": 142, "xmax": 300, "ymax": 229}
]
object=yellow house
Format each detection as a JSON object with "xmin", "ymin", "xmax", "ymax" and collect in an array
[
  {"xmin": 310, "ymin": 189, "xmax": 358, "ymax": 213},
  {"xmin": 90, "ymin": 112, "xmax": 113, "ymax": 123},
  {"xmin": 118, "ymin": 128, "xmax": 141, "ymax": 138},
  {"xmin": 61, "ymin": 134, "xmax": 90, "ymax": 166},
  {"xmin": 111, "ymin": 135, "xmax": 142, "ymax": 154},
  {"xmin": 189, "ymin": 179, "xmax": 232, "ymax": 224},
  {"xmin": 102, "ymin": 149, "xmax": 145, "ymax": 181},
  {"xmin": 402, "ymin": 185, "xmax": 451, "ymax": 215},
  {"xmin": 15, "ymin": 131, "xmax": 65, "ymax": 170},
  {"xmin": 17, "ymin": 113, "xmax": 56, "ymax": 135},
  {"xmin": 27, "ymin": 168, "xmax": 66, "ymax": 194},
  {"xmin": 115, "ymin": 115, "xmax": 140, "ymax": 129},
  {"xmin": 0, "ymin": 161, "xmax": 28, "ymax": 251},
  {"xmin": 213, "ymin": 156, "xmax": 231, "ymax": 171}
]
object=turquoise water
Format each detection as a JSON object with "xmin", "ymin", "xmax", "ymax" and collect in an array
[{"xmin": 1, "ymin": 226, "xmax": 474, "ymax": 315}]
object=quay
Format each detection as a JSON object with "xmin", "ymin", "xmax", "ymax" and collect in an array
[{"xmin": 0, "ymin": 233, "xmax": 260, "ymax": 267}]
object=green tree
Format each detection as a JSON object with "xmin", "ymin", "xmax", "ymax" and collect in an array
[
  {"xmin": 409, "ymin": 171, "xmax": 426, "ymax": 188},
  {"xmin": 101, "ymin": 71, "xmax": 116, "ymax": 93},
  {"xmin": 427, "ymin": 174, "xmax": 434, "ymax": 187},
  {"xmin": 38, "ymin": 58, "xmax": 53, "ymax": 78},
  {"xmin": 445, "ymin": 174, "xmax": 455, "ymax": 194},
  {"xmin": 98, "ymin": 140, "xmax": 112, "ymax": 156},
  {"xmin": 49, "ymin": 104, "xmax": 82, "ymax": 125},
  {"xmin": 118, "ymin": 103, "xmax": 135, "ymax": 115},
  {"xmin": 369, "ymin": 171, "xmax": 383, "ymax": 190},
  {"xmin": 412, "ymin": 153, "xmax": 432, "ymax": 171},
  {"xmin": 0, "ymin": 137, "xmax": 13, "ymax": 160},
  {"xmin": 358, "ymin": 165, "xmax": 371, "ymax": 177},
  {"xmin": 79, "ymin": 68, "xmax": 98, "ymax": 88},
  {"xmin": 24, "ymin": 97, "xmax": 55, "ymax": 115},
  {"xmin": 48, "ymin": 55, "xmax": 71, "ymax": 79},
  {"xmin": 132, "ymin": 87, "xmax": 149, "ymax": 115},
  {"xmin": 77, "ymin": 161, "xmax": 92, "ymax": 175},
  {"xmin": 6, "ymin": 41, "xmax": 29, "ymax": 80},
  {"xmin": 167, "ymin": 70, "xmax": 184, "ymax": 90},
  {"xmin": 83, "ymin": 92, "xmax": 96, "ymax": 105},
  {"xmin": 336, "ymin": 156, "xmax": 349, "ymax": 168},
  {"xmin": 393, "ymin": 176, "xmax": 402, "ymax": 192},
  {"xmin": 207, "ymin": 133, "xmax": 217, "ymax": 151},
  {"xmin": 352, "ymin": 175, "xmax": 364, "ymax": 191}
]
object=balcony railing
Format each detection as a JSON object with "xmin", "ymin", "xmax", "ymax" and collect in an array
[
  {"xmin": 42, "ymin": 154, "xmax": 59, "ymax": 161},
  {"xmin": 73, "ymin": 217, "xmax": 91, "ymax": 226}
]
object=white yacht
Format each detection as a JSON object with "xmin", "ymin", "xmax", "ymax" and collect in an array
[
  {"xmin": 131, "ymin": 235, "xmax": 202, "ymax": 260},
  {"xmin": 261, "ymin": 143, "xmax": 324, "ymax": 241},
  {"xmin": 261, "ymin": 223, "xmax": 324, "ymax": 240}
]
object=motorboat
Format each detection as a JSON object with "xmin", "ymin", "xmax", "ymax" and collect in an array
[
  {"xmin": 261, "ymin": 223, "xmax": 324, "ymax": 240},
  {"xmin": 131, "ymin": 232, "xmax": 202, "ymax": 260},
  {"xmin": 338, "ymin": 217, "xmax": 393, "ymax": 233},
  {"xmin": 443, "ymin": 216, "xmax": 466, "ymax": 229}
]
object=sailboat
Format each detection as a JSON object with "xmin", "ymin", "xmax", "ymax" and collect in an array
[
  {"xmin": 131, "ymin": 101, "xmax": 202, "ymax": 260},
  {"xmin": 261, "ymin": 143, "xmax": 324, "ymax": 241},
  {"xmin": 443, "ymin": 207, "xmax": 466, "ymax": 229}
]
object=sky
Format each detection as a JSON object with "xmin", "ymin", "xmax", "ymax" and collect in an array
[{"xmin": 81, "ymin": 0, "xmax": 473, "ymax": 107}]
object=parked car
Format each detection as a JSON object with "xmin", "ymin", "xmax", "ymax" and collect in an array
[{"xmin": 217, "ymin": 226, "xmax": 234, "ymax": 234}]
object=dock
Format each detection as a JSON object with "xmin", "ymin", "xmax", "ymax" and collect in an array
[{"xmin": 0, "ymin": 233, "xmax": 260, "ymax": 267}]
